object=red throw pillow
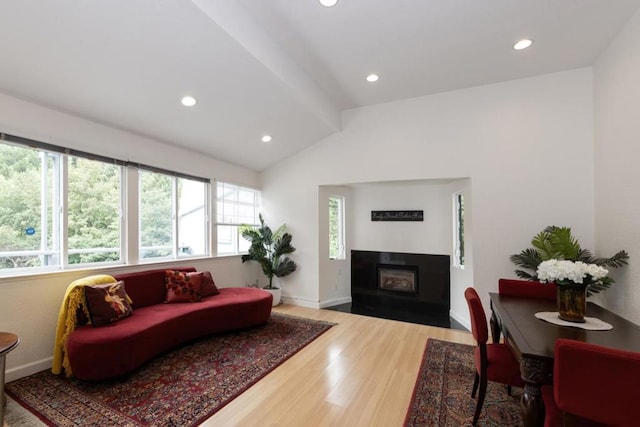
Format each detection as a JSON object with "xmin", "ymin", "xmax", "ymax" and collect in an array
[
  {"xmin": 201, "ymin": 271, "xmax": 220, "ymax": 297},
  {"xmin": 165, "ymin": 270, "xmax": 203, "ymax": 303},
  {"xmin": 85, "ymin": 281, "xmax": 133, "ymax": 326}
]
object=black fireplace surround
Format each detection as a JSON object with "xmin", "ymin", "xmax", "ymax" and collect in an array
[{"xmin": 351, "ymin": 250, "xmax": 450, "ymax": 320}]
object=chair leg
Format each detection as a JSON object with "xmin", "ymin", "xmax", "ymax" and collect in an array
[
  {"xmin": 507, "ymin": 385, "xmax": 512, "ymax": 396},
  {"xmin": 472, "ymin": 376, "xmax": 488, "ymax": 426},
  {"xmin": 471, "ymin": 372, "xmax": 479, "ymax": 398}
]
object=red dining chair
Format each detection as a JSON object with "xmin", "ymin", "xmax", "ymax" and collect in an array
[
  {"xmin": 464, "ymin": 287, "xmax": 525, "ymax": 425},
  {"xmin": 542, "ymin": 339, "xmax": 640, "ymax": 427},
  {"xmin": 498, "ymin": 278, "xmax": 557, "ymax": 300},
  {"xmin": 493, "ymin": 278, "xmax": 558, "ymax": 345}
]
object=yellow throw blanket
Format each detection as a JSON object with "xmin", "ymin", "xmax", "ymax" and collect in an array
[{"xmin": 51, "ymin": 274, "xmax": 117, "ymax": 376}]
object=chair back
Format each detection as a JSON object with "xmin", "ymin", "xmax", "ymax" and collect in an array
[
  {"xmin": 554, "ymin": 339, "xmax": 640, "ymax": 426},
  {"xmin": 464, "ymin": 287, "xmax": 488, "ymax": 344},
  {"xmin": 498, "ymin": 278, "xmax": 556, "ymax": 300}
]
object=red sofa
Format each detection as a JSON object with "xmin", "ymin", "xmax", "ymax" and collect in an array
[{"xmin": 65, "ymin": 267, "xmax": 272, "ymax": 380}]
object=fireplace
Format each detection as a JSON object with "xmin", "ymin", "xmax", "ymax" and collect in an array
[
  {"xmin": 351, "ymin": 250, "xmax": 450, "ymax": 324},
  {"xmin": 378, "ymin": 265, "xmax": 418, "ymax": 294}
]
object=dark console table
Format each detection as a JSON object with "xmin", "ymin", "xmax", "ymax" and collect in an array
[{"xmin": 489, "ymin": 293, "xmax": 640, "ymax": 427}]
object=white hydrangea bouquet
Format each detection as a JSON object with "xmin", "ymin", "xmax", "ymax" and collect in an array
[{"xmin": 537, "ymin": 259, "xmax": 609, "ymax": 287}]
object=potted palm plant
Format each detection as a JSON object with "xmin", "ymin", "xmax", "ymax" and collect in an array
[
  {"xmin": 511, "ymin": 225, "xmax": 629, "ymax": 322},
  {"xmin": 510, "ymin": 225, "xmax": 628, "ymax": 296},
  {"xmin": 240, "ymin": 214, "xmax": 297, "ymax": 305}
]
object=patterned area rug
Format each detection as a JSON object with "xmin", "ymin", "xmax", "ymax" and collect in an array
[
  {"xmin": 6, "ymin": 313, "xmax": 334, "ymax": 427},
  {"xmin": 405, "ymin": 339, "xmax": 523, "ymax": 427}
]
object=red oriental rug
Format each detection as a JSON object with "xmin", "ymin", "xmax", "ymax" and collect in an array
[
  {"xmin": 405, "ymin": 339, "xmax": 523, "ymax": 427},
  {"xmin": 6, "ymin": 313, "xmax": 334, "ymax": 427}
]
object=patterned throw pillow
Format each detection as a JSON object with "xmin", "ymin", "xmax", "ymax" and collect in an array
[
  {"xmin": 165, "ymin": 270, "xmax": 203, "ymax": 303},
  {"xmin": 85, "ymin": 281, "xmax": 133, "ymax": 327},
  {"xmin": 200, "ymin": 271, "xmax": 220, "ymax": 297}
]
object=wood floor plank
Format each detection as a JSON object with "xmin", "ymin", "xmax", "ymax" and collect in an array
[{"xmin": 201, "ymin": 304, "xmax": 473, "ymax": 427}]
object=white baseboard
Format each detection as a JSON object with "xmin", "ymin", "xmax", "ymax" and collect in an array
[
  {"xmin": 281, "ymin": 296, "xmax": 320, "ymax": 309},
  {"xmin": 281, "ymin": 295, "xmax": 352, "ymax": 309},
  {"xmin": 319, "ymin": 296, "xmax": 352, "ymax": 308},
  {"xmin": 6, "ymin": 356, "xmax": 52, "ymax": 382},
  {"xmin": 449, "ymin": 309, "xmax": 470, "ymax": 332}
]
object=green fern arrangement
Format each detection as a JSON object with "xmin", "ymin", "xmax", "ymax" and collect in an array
[{"xmin": 510, "ymin": 226, "xmax": 629, "ymax": 295}]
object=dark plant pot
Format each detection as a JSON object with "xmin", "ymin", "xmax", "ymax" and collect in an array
[{"xmin": 557, "ymin": 284, "xmax": 587, "ymax": 323}]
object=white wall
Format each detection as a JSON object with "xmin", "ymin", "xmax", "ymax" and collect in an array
[
  {"xmin": 0, "ymin": 92, "xmax": 260, "ymax": 380},
  {"xmin": 350, "ymin": 180, "xmax": 453, "ymax": 254},
  {"xmin": 594, "ymin": 9, "xmax": 640, "ymax": 324},
  {"xmin": 261, "ymin": 68, "xmax": 595, "ymax": 325}
]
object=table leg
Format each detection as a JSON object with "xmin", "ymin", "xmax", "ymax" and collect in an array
[
  {"xmin": 489, "ymin": 310, "xmax": 501, "ymax": 344},
  {"xmin": 520, "ymin": 356, "xmax": 549, "ymax": 427}
]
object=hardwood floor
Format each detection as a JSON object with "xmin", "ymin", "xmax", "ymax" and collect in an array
[{"xmin": 203, "ymin": 304, "xmax": 474, "ymax": 427}]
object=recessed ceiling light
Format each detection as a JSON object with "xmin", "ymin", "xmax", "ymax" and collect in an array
[
  {"xmin": 513, "ymin": 39, "xmax": 533, "ymax": 50},
  {"xmin": 319, "ymin": 0, "xmax": 338, "ymax": 7},
  {"xmin": 366, "ymin": 74, "xmax": 379, "ymax": 83},
  {"xmin": 261, "ymin": 135, "xmax": 272, "ymax": 143},
  {"xmin": 180, "ymin": 96, "xmax": 197, "ymax": 107}
]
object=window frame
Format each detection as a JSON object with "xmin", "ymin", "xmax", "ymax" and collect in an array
[
  {"xmin": 64, "ymin": 154, "xmax": 125, "ymax": 268},
  {"xmin": 0, "ymin": 132, "xmax": 213, "ymax": 276},
  {"xmin": 0, "ymin": 141, "xmax": 127, "ymax": 273},
  {"xmin": 453, "ymin": 191, "xmax": 465, "ymax": 268},
  {"xmin": 215, "ymin": 181, "xmax": 261, "ymax": 256},
  {"xmin": 137, "ymin": 168, "xmax": 211, "ymax": 263},
  {"xmin": 329, "ymin": 195, "xmax": 346, "ymax": 260}
]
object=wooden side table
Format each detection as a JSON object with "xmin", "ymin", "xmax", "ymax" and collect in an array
[{"xmin": 0, "ymin": 332, "xmax": 20, "ymax": 427}]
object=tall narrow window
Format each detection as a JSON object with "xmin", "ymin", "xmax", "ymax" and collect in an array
[
  {"xmin": 216, "ymin": 182, "xmax": 260, "ymax": 255},
  {"xmin": 453, "ymin": 192, "xmax": 465, "ymax": 267},
  {"xmin": 329, "ymin": 195, "xmax": 345, "ymax": 260}
]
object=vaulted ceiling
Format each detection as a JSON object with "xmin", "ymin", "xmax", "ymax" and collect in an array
[{"xmin": 1, "ymin": 1, "xmax": 639, "ymax": 170}]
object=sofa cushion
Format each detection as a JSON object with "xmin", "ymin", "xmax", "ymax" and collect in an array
[
  {"xmin": 201, "ymin": 271, "xmax": 220, "ymax": 297},
  {"xmin": 165, "ymin": 270, "xmax": 203, "ymax": 303},
  {"xmin": 85, "ymin": 281, "xmax": 133, "ymax": 326},
  {"xmin": 114, "ymin": 267, "xmax": 196, "ymax": 308}
]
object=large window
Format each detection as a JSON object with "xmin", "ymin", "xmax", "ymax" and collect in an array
[
  {"xmin": 0, "ymin": 133, "xmax": 211, "ymax": 275},
  {"xmin": 329, "ymin": 195, "xmax": 345, "ymax": 260},
  {"xmin": 0, "ymin": 142, "xmax": 123, "ymax": 271},
  {"xmin": 139, "ymin": 170, "xmax": 173, "ymax": 259},
  {"xmin": 139, "ymin": 170, "xmax": 208, "ymax": 261},
  {"xmin": 67, "ymin": 156, "xmax": 122, "ymax": 264},
  {"xmin": 177, "ymin": 179, "xmax": 207, "ymax": 257},
  {"xmin": 216, "ymin": 182, "xmax": 260, "ymax": 255},
  {"xmin": 453, "ymin": 192, "xmax": 465, "ymax": 267}
]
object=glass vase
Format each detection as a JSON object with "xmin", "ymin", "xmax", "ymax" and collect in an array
[{"xmin": 557, "ymin": 284, "xmax": 587, "ymax": 323}]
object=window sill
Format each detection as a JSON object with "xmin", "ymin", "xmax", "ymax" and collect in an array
[{"xmin": 0, "ymin": 254, "xmax": 241, "ymax": 282}]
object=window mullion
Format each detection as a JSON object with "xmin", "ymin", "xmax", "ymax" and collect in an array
[
  {"xmin": 172, "ymin": 177, "xmax": 178, "ymax": 259},
  {"xmin": 126, "ymin": 167, "xmax": 138, "ymax": 264},
  {"xmin": 39, "ymin": 152, "xmax": 49, "ymax": 267},
  {"xmin": 207, "ymin": 180, "xmax": 214, "ymax": 256},
  {"xmin": 59, "ymin": 155, "xmax": 68, "ymax": 268}
]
